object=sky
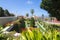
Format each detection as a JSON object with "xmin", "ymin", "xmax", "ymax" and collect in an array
[{"xmin": 0, "ymin": 0, "xmax": 49, "ymax": 17}]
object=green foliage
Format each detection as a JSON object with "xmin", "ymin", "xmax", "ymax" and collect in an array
[
  {"xmin": 0, "ymin": 33, "xmax": 8, "ymax": 40},
  {"xmin": 0, "ymin": 7, "xmax": 15, "ymax": 17},
  {"xmin": 0, "ymin": 25, "xmax": 3, "ymax": 31},
  {"xmin": 13, "ymin": 21, "xmax": 21, "ymax": 33},
  {"xmin": 22, "ymin": 28, "xmax": 60, "ymax": 40},
  {"xmin": 40, "ymin": 0, "xmax": 60, "ymax": 20},
  {"xmin": 13, "ymin": 17, "xmax": 26, "ymax": 32},
  {"xmin": 0, "ymin": 27, "xmax": 60, "ymax": 40},
  {"xmin": 4, "ymin": 9, "xmax": 10, "ymax": 16},
  {"xmin": 19, "ymin": 17, "xmax": 25, "ymax": 28},
  {"xmin": 30, "ymin": 17, "xmax": 35, "ymax": 27},
  {"xmin": 0, "ymin": 7, "xmax": 5, "ymax": 17},
  {"xmin": 26, "ymin": 13, "xmax": 29, "ymax": 17},
  {"xmin": 1, "ymin": 18, "xmax": 60, "ymax": 40},
  {"xmin": 31, "ymin": 9, "xmax": 34, "ymax": 15},
  {"xmin": 10, "ymin": 13, "xmax": 15, "ymax": 16},
  {"xmin": 0, "ymin": 31, "xmax": 21, "ymax": 40}
]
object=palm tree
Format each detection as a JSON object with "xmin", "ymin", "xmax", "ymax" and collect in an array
[
  {"xmin": 26, "ymin": 13, "xmax": 29, "ymax": 17},
  {"xmin": 42, "ymin": 14, "xmax": 44, "ymax": 21},
  {"xmin": 31, "ymin": 9, "xmax": 34, "ymax": 16}
]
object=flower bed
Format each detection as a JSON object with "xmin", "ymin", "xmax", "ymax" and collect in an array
[{"xmin": 0, "ymin": 27, "xmax": 60, "ymax": 40}]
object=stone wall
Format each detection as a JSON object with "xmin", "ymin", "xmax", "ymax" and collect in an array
[{"xmin": 0, "ymin": 17, "xmax": 17, "ymax": 25}]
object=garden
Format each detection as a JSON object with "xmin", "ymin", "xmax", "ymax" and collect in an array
[
  {"xmin": 0, "ymin": 16, "xmax": 60, "ymax": 40},
  {"xmin": 0, "ymin": 0, "xmax": 60, "ymax": 40}
]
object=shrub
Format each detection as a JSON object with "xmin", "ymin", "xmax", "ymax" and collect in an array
[
  {"xmin": 19, "ymin": 17, "xmax": 25, "ymax": 28},
  {"xmin": 13, "ymin": 17, "xmax": 25, "ymax": 33},
  {"xmin": 30, "ymin": 17, "xmax": 35, "ymax": 27},
  {"xmin": 0, "ymin": 25, "xmax": 3, "ymax": 31}
]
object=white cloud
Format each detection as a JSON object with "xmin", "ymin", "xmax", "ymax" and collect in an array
[{"xmin": 27, "ymin": 0, "xmax": 33, "ymax": 4}]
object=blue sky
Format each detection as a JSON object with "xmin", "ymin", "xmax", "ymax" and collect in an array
[{"xmin": 0, "ymin": 0, "xmax": 48, "ymax": 16}]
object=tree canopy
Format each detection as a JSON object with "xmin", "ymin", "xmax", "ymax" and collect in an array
[
  {"xmin": 40, "ymin": 0, "xmax": 60, "ymax": 20},
  {"xmin": 0, "ymin": 7, "xmax": 5, "ymax": 17},
  {"xmin": 31, "ymin": 9, "xmax": 34, "ymax": 16},
  {"xmin": 0, "ymin": 7, "xmax": 15, "ymax": 17},
  {"xmin": 26, "ymin": 13, "xmax": 29, "ymax": 17}
]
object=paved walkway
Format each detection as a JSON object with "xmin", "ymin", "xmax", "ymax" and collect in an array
[{"xmin": 44, "ymin": 21, "xmax": 60, "ymax": 24}]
